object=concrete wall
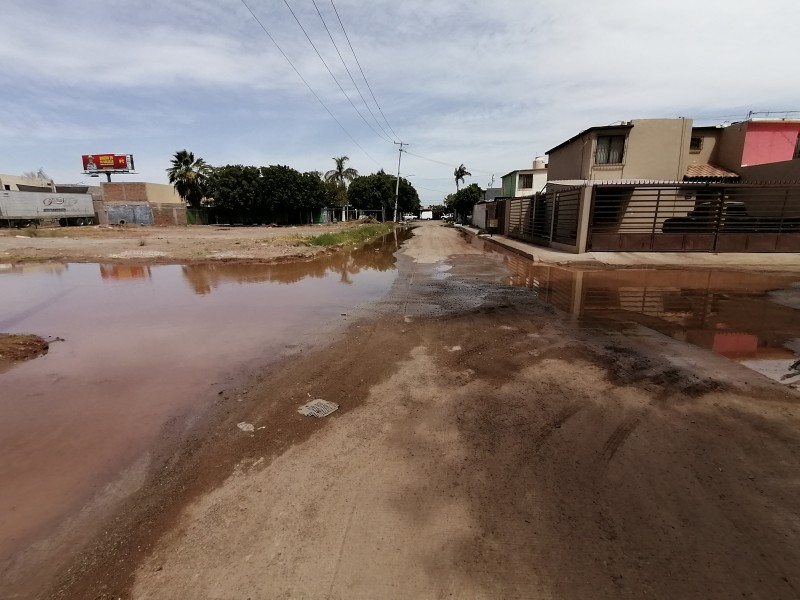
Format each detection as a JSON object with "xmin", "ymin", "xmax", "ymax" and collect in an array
[
  {"xmin": 547, "ymin": 136, "xmax": 594, "ymax": 181},
  {"xmin": 737, "ymin": 158, "xmax": 800, "ymax": 182},
  {"xmin": 742, "ymin": 122, "xmax": 800, "ymax": 166},
  {"xmin": 621, "ymin": 118, "xmax": 693, "ymax": 180},
  {"xmin": 717, "ymin": 122, "xmax": 748, "ymax": 171},
  {"xmin": 144, "ymin": 182, "xmax": 183, "ymax": 204},
  {"xmin": 106, "ymin": 203, "xmax": 153, "ymax": 225},
  {"xmin": 471, "ymin": 203, "xmax": 488, "ymax": 229},
  {"xmin": 688, "ymin": 128, "xmax": 722, "ymax": 166}
]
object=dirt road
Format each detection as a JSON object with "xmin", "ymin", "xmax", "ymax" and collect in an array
[{"xmin": 37, "ymin": 222, "xmax": 800, "ymax": 599}]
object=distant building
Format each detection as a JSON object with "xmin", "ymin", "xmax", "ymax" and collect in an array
[{"xmin": 501, "ymin": 157, "xmax": 548, "ymax": 197}]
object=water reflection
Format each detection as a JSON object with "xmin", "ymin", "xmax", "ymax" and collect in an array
[
  {"xmin": 181, "ymin": 229, "xmax": 409, "ymax": 294},
  {"xmin": 99, "ymin": 264, "xmax": 152, "ymax": 280},
  {"xmin": 500, "ymin": 251, "xmax": 800, "ymax": 384}
]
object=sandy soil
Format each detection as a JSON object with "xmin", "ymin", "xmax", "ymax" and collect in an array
[
  {"xmin": 19, "ymin": 222, "xmax": 800, "ymax": 599},
  {"xmin": 0, "ymin": 222, "xmax": 368, "ymax": 264},
  {"xmin": 0, "ymin": 333, "xmax": 49, "ymax": 373}
]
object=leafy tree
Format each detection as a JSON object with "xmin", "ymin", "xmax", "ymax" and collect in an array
[
  {"xmin": 348, "ymin": 171, "xmax": 420, "ymax": 219},
  {"xmin": 446, "ymin": 183, "xmax": 483, "ymax": 222},
  {"xmin": 454, "ymin": 163, "xmax": 471, "ymax": 191},
  {"xmin": 166, "ymin": 150, "xmax": 212, "ymax": 209},
  {"xmin": 324, "ymin": 156, "xmax": 359, "ymax": 206},
  {"xmin": 206, "ymin": 165, "xmax": 261, "ymax": 223}
]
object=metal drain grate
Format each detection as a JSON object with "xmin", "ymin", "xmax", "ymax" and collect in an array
[{"xmin": 298, "ymin": 399, "xmax": 339, "ymax": 418}]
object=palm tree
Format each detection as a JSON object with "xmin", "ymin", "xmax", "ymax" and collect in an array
[
  {"xmin": 454, "ymin": 164, "xmax": 471, "ymax": 191},
  {"xmin": 166, "ymin": 150, "xmax": 212, "ymax": 209},
  {"xmin": 325, "ymin": 156, "xmax": 359, "ymax": 188}
]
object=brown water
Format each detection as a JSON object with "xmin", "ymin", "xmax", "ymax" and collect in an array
[
  {"xmin": 492, "ymin": 248, "xmax": 800, "ymax": 385},
  {"xmin": 0, "ymin": 232, "xmax": 407, "ymax": 568}
]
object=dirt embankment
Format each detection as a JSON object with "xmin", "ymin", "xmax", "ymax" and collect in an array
[
  {"xmin": 0, "ymin": 334, "xmax": 49, "ymax": 373},
  {"xmin": 0, "ymin": 222, "xmax": 383, "ymax": 265},
  {"xmin": 39, "ymin": 223, "xmax": 800, "ymax": 600}
]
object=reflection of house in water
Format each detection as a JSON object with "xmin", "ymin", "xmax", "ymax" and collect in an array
[
  {"xmin": 181, "ymin": 231, "xmax": 406, "ymax": 295},
  {"xmin": 0, "ymin": 263, "xmax": 68, "ymax": 276},
  {"xmin": 99, "ymin": 264, "xmax": 152, "ymax": 280},
  {"xmin": 502, "ymin": 252, "xmax": 800, "ymax": 364}
]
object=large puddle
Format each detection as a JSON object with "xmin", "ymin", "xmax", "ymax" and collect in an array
[
  {"xmin": 0, "ymin": 230, "xmax": 409, "ymax": 565},
  {"xmin": 494, "ymin": 248, "xmax": 800, "ymax": 385}
]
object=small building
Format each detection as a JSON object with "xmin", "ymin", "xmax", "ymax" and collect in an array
[{"xmin": 501, "ymin": 157, "xmax": 548, "ymax": 197}]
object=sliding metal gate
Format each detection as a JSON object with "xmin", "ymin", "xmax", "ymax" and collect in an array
[{"xmin": 588, "ymin": 183, "xmax": 800, "ymax": 252}]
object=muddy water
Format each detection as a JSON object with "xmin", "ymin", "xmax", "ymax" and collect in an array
[
  {"xmin": 491, "ymin": 247, "xmax": 800, "ymax": 385},
  {"xmin": 0, "ymin": 232, "xmax": 408, "ymax": 571}
]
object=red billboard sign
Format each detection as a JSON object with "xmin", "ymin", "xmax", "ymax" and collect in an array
[{"xmin": 81, "ymin": 154, "xmax": 134, "ymax": 172}]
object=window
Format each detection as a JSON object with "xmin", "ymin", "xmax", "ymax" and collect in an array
[
  {"xmin": 595, "ymin": 135, "xmax": 626, "ymax": 164},
  {"xmin": 518, "ymin": 173, "xmax": 533, "ymax": 189},
  {"xmin": 794, "ymin": 134, "xmax": 800, "ymax": 160},
  {"xmin": 690, "ymin": 136, "xmax": 703, "ymax": 153}
]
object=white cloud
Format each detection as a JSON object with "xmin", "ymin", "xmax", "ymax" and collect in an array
[{"xmin": 1, "ymin": 0, "xmax": 799, "ymax": 204}]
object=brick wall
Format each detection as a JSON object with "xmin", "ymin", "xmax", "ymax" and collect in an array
[
  {"xmin": 151, "ymin": 203, "xmax": 187, "ymax": 226},
  {"xmin": 101, "ymin": 182, "xmax": 148, "ymax": 203}
]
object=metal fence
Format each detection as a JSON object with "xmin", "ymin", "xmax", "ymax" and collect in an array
[
  {"xmin": 588, "ymin": 183, "xmax": 800, "ymax": 252},
  {"xmin": 505, "ymin": 186, "xmax": 582, "ymax": 247}
]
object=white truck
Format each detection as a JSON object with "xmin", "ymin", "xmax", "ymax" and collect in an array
[
  {"xmin": 0, "ymin": 191, "xmax": 96, "ymax": 227},
  {"xmin": 420, "ymin": 210, "xmax": 433, "ymax": 220}
]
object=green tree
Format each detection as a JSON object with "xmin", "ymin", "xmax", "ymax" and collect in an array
[
  {"xmin": 348, "ymin": 171, "xmax": 420, "ymax": 219},
  {"xmin": 324, "ymin": 156, "xmax": 359, "ymax": 206},
  {"xmin": 454, "ymin": 163, "xmax": 471, "ymax": 191},
  {"xmin": 206, "ymin": 165, "xmax": 261, "ymax": 223},
  {"xmin": 166, "ymin": 150, "xmax": 212, "ymax": 209},
  {"xmin": 446, "ymin": 183, "xmax": 483, "ymax": 222}
]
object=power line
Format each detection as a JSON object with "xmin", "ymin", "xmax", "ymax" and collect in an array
[
  {"xmin": 238, "ymin": 0, "xmax": 383, "ymax": 169},
  {"xmin": 280, "ymin": 0, "xmax": 393, "ymax": 144},
  {"xmin": 329, "ymin": 0, "xmax": 402, "ymax": 142},
  {"xmin": 404, "ymin": 150, "xmax": 495, "ymax": 175},
  {"xmin": 310, "ymin": 0, "xmax": 395, "ymax": 142}
]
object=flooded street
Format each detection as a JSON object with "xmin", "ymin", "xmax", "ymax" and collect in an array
[
  {"xmin": 4, "ymin": 222, "xmax": 800, "ymax": 600},
  {"xmin": 482, "ymin": 241, "xmax": 800, "ymax": 386},
  {"xmin": 0, "ymin": 231, "xmax": 407, "ymax": 583}
]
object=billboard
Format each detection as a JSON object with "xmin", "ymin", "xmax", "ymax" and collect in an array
[{"xmin": 82, "ymin": 154, "xmax": 134, "ymax": 172}]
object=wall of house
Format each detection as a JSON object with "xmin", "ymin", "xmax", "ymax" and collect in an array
[
  {"xmin": 742, "ymin": 122, "xmax": 800, "ymax": 166},
  {"xmin": 737, "ymin": 158, "xmax": 800, "ymax": 182},
  {"xmin": 547, "ymin": 137, "xmax": 593, "ymax": 180},
  {"xmin": 619, "ymin": 118, "xmax": 693, "ymax": 180},
  {"xmin": 501, "ymin": 174, "xmax": 516, "ymax": 197},
  {"xmin": 687, "ymin": 128, "xmax": 722, "ymax": 166},
  {"xmin": 717, "ymin": 122, "xmax": 748, "ymax": 171}
]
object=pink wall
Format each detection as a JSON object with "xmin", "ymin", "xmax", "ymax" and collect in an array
[{"xmin": 742, "ymin": 122, "xmax": 800, "ymax": 166}]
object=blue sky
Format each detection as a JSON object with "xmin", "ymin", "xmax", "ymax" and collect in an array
[{"xmin": 1, "ymin": 0, "xmax": 799, "ymax": 205}]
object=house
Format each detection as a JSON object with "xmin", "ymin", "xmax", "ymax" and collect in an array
[
  {"xmin": 492, "ymin": 117, "xmax": 800, "ymax": 254},
  {"xmin": 546, "ymin": 117, "xmax": 800, "ymax": 184},
  {"xmin": 501, "ymin": 157, "xmax": 548, "ymax": 197}
]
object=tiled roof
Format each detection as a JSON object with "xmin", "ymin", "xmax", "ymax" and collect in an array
[{"xmin": 685, "ymin": 164, "xmax": 739, "ymax": 179}]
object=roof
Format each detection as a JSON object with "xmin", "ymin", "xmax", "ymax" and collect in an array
[
  {"xmin": 685, "ymin": 164, "xmax": 739, "ymax": 179},
  {"xmin": 546, "ymin": 123, "xmax": 633, "ymax": 155}
]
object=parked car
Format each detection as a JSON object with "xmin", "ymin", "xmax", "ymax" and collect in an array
[{"xmin": 663, "ymin": 201, "xmax": 800, "ymax": 234}]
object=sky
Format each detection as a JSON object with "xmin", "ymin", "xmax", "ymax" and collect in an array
[{"xmin": 1, "ymin": 0, "xmax": 799, "ymax": 206}]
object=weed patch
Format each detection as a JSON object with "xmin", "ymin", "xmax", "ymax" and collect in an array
[{"xmin": 306, "ymin": 223, "xmax": 393, "ymax": 247}]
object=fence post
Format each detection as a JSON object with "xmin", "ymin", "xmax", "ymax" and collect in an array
[{"xmin": 549, "ymin": 193, "xmax": 558, "ymax": 243}]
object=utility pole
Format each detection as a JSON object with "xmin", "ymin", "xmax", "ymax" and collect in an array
[{"xmin": 393, "ymin": 142, "xmax": 407, "ymax": 222}]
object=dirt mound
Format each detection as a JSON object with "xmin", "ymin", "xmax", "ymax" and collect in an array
[{"xmin": 0, "ymin": 334, "xmax": 49, "ymax": 371}]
